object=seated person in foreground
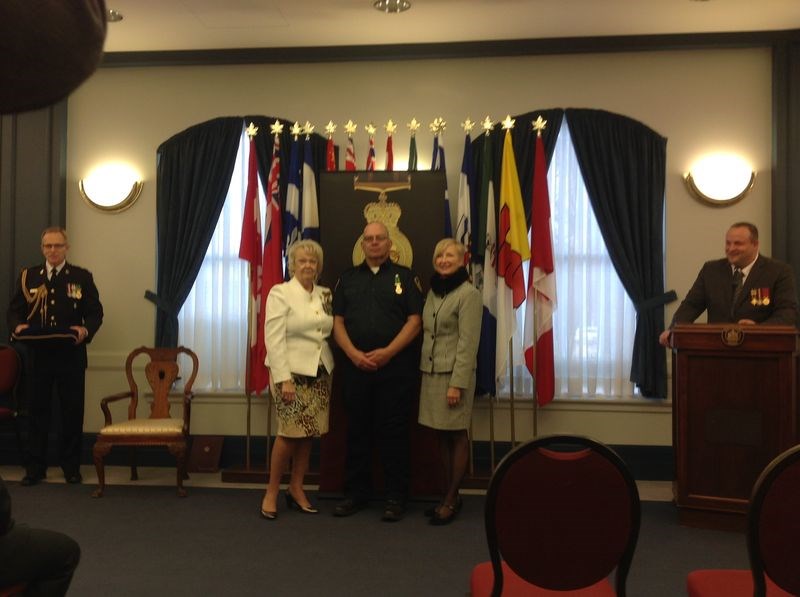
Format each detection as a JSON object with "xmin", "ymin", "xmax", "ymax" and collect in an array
[{"xmin": 659, "ymin": 221, "xmax": 799, "ymax": 346}]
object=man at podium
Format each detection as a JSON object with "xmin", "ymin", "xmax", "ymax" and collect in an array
[{"xmin": 659, "ymin": 221, "xmax": 799, "ymax": 346}]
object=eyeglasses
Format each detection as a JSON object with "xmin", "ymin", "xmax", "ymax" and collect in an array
[
  {"xmin": 363, "ymin": 235, "xmax": 388, "ymax": 243},
  {"xmin": 42, "ymin": 244, "xmax": 66, "ymax": 250}
]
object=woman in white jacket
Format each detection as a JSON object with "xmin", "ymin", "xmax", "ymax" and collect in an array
[{"xmin": 261, "ymin": 240, "xmax": 334, "ymax": 519}]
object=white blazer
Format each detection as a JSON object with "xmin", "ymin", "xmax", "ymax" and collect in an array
[{"xmin": 264, "ymin": 277, "xmax": 335, "ymax": 382}]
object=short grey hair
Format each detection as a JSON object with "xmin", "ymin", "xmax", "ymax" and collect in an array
[{"xmin": 287, "ymin": 239, "xmax": 324, "ymax": 278}]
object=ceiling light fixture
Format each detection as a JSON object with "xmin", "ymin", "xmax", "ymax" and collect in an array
[
  {"xmin": 373, "ymin": 0, "xmax": 411, "ymax": 14},
  {"xmin": 107, "ymin": 9, "xmax": 124, "ymax": 22}
]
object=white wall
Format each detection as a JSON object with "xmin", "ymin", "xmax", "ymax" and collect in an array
[{"xmin": 66, "ymin": 47, "xmax": 772, "ymax": 445}]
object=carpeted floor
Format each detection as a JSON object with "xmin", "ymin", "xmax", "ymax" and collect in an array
[{"xmin": 5, "ymin": 478, "xmax": 749, "ymax": 597}]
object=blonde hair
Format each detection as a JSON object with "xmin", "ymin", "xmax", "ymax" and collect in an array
[
  {"xmin": 287, "ymin": 239, "xmax": 324, "ymax": 278},
  {"xmin": 431, "ymin": 238, "xmax": 466, "ymax": 268}
]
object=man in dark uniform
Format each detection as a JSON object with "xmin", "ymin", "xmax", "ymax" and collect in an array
[
  {"xmin": 332, "ymin": 221, "xmax": 422, "ymax": 522},
  {"xmin": 659, "ymin": 221, "xmax": 799, "ymax": 346},
  {"xmin": 0, "ymin": 474, "xmax": 80, "ymax": 595},
  {"xmin": 7, "ymin": 227, "xmax": 103, "ymax": 485}
]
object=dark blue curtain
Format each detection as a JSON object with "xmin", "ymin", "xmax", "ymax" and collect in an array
[
  {"xmin": 565, "ymin": 108, "xmax": 674, "ymax": 399},
  {"xmin": 146, "ymin": 117, "xmax": 242, "ymax": 347}
]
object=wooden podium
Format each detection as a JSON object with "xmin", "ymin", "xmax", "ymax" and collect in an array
[{"xmin": 671, "ymin": 324, "xmax": 799, "ymax": 530}]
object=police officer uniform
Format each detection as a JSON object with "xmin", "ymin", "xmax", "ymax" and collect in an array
[
  {"xmin": 332, "ymin": 259, "xmax": 423, "ymax": 506},
  {"xmin": 7, "ymin": 262, "xmax": 103, "ymax": 483}
]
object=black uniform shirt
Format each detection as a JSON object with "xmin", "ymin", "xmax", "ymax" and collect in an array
[{"xmin": 333, "ymin": 260, "xmax": 422, "ymax": 356}]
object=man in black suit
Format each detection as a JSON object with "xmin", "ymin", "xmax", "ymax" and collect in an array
[
  {"xmin": 659, "ymin": 222, "xmax": 799, "ymax": 346},
  {"xmin": 7, "ymin": 227, "xmax": 104, "ymax": 485},
  {"xmin": 0, "ymin": 475, "xmax": 80, "ymax": 595}
]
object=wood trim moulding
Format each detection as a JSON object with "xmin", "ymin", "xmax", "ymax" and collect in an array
[{"xmin": 101, "ymin": 29, "xmax": 800, "ymax": 68}]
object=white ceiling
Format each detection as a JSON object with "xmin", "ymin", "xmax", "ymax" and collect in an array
[{"xmin": 103, "ymin": 0, "xmax": 800, "ymax": 53}]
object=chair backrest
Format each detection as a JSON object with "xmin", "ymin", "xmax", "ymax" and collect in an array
[
  {"xmin": 747, "ymin": 443, "xmax": 800, "ymax": 597},
  {"xmin": 484, "ymin": 434, "xmax": 641, "ymax": 596},
  {"xmin": 124, "ymin": 346, "xmax": 199, "ymax": 420},
  {"xmin": 0, "ymin": 346, "xmax": 21, "ymax": 398}
]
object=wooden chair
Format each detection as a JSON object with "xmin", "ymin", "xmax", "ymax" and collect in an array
[
  {"xmin": 686, "ymin": 443, "xmax": 800, "ymax": 597},
  {"xmin": 470, "ymin": 435, "xmax": 641, "ymax": 596},
  {"xmin": 91, "ymin": 346, "xmax": 198, "ymax": 498},
  {"xmin": 0, "ymin": 345, "xmax": 24, "ymax": 465}
]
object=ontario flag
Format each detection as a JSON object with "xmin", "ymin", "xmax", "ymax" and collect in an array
[
  {"xmin": 326, "ymin": 135, "xmax": 336, "ymax": 171},
  {"xmin": 262, "ymin": 131, "xmax": 285, "ymax": 388},
  {"xmin": 523, "ymin": 127, "xmax": 557, "ymax": 406},
  {"xmin": 238, "ymin": 129, "xmax": 269, "ymax": 395},
  {"xmin": 495, "ymin": 127, "xmax": 530, "ymax": 382}
]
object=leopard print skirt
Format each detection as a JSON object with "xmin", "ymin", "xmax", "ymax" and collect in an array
[{"xmin": 271, "ymin": 369, "xmax": 331, "ymax": 438}]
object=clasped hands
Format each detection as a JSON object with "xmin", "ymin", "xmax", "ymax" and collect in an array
[{"xmin": 350, "ymin": 347, "xmax": 393, "ymax": 371}]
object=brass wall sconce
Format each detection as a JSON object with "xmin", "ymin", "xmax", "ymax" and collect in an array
[
  {"xmin": 78, "ymin": 163, "xmax": 143, "ymax": 213},
  {"xmin": 683, "ymin": 153, "xmax": 755, "ymax": 206}
]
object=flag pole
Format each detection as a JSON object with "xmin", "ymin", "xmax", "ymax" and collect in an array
[
  {"xmin": 245, "ymin": 392, "xmax": 252, "ymax": 469},
  {"xmin": 508, "ymin": 337, "xmax": 516, "ymax": 448},
  {"xmin": 489, "ymin": 394, "xmax": 496, "ymax": 471},
  {"xmin": 265, "ymin": 392, "xmax": 273, "ymax": 474}
]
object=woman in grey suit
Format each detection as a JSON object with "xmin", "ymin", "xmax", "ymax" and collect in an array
[{"xmin": 419, "ymin": 239, "xmax": 482, "ymax": 525}]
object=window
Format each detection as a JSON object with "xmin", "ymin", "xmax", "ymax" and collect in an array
[{"xmin": 177, "ymin": 132, "xmax": 263, "ymax": 391}]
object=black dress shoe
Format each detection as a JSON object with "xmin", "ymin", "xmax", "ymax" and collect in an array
[
  {"xmin": 381, "ymin": 499, "xmax": 406, "ymax": 522},
  {"xmin": 65, "ymin": 473, "xmax": 82, "ymax": 484},
  {"xmin": 20, "ymin": 474, "xmax": 43, "ymax": 486},
  {"xmin": 333, "ymin": 497, "xmax": 367, "ymax": 517}
]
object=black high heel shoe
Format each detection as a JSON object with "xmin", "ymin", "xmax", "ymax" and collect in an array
[
  {"xmin": 285, "ymin": 490, "xmax": 319, "ymax": 514},
  {"xmin": 260, "ymin": 508, "xmax": 277, "ymax": 520}
]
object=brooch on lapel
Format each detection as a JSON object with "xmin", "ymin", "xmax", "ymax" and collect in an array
[
  {"xmin": 750, "ymin": 287, "xmax": 770, "ymax": 306},
  {"xmin": 321, "ymin": 290, "xmax": 333, "ymax": 315}
]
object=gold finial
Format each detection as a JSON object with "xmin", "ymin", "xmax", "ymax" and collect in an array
[
  {"xmin": 384, "ymin": 119, "xmax": 397, "ymax": 135},
  {"xmin": 324, "ymin": 120, "xmax": 337, "ymax": 138},
  {"xmin": 365, "ymin": 122, "xmax": 377, "ymax": 137},
  {"xmin": 344, "ymin": 119, "xmax": 358, "ymax": 136},
  {"xmin": 501, "ymin": 115, "xmax": 515, "ymax": 130},
  {"xmin": 290, "ymin": 121, "xmax": 303, "ymax": 139},
  {"xmin": 407, "ymin": 118, "xmax": 421, "ymax": 137},
  {"xmin": 245, "ymin": 122, "xmax": 258, "ymax": 138},
  {"xmin": 302, "ymin": 120, "xmax": 315, "ymax": 138},
  {"xmin": 270, "ymin": 120, "xmax": 284, "ymax": 137},
  {"xmin": 481, "ymin": 116, "xmax": 495, "ymax": 133},
  {"xmin": 461, "ymin": 118, "xmax": 475, "ymax": 133},
  {"xmin": 532, "ymin": 115, "xmax": 547, "ymax": 137},
  {"xmin": 429, "ymin": 117, "xmax": 446, "ymax": 134}
]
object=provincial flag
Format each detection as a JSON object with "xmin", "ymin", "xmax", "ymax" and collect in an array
[
  {"xmin": 326, "ymin": 136, "xmax": 336, "ymax": 171},
  {"xmin": 262, "ymin": 131, "xmax": 284, "ymax": 386},
  {"xmin": 345, "ymin": 135, "xmax": 356, "ymax": 171},
  {"xmin": 523, "ymin": 126, "xmax": 557, "ymax": 406},
  {"xmin": 432, "ymin": 134, "xmax": 452, "ymax": 236},
  {"xmin": 456, "ymin": 132, "xmax": 476, "ymax": 266},
  {"xmin": 476, "ymin": 131, "xmax": 497, "ymax": 396},
  {"xmin": 238, "ymin": 129, "xmax": 268, "ymax": 395},
  {"xmin": 495, "ymin": 127, "xmax": 531, "ymax": 382},
  {"xmin": 386, "ymin": 134, "xmax": 394, "ymax": 171},
  {"xmin": 284, "ymin": 132, "xmax": 302, "ymax": 266},
  {"xmin": 408, "ymin": 135, "xmax": 418, "ymax": 171},
  {"xmin": 366, "ymin": 136, "xmax": 376, "ymax": 171},
  {"xmin": 301, "ymin": 138, "xmax": 320, "ymax": 241}
]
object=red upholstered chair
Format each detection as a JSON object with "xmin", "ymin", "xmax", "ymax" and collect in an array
[
  {"xmin": 686, "ymin": 443, "xmax": 800, "ymax": 597},
  {"xmin": 0, "ymin": 345, "xmax": 24, "ymax": 464},
  {"xmin": 91, "ymin": 346, "xmax": 198, "ymax": 498},
  {"xmin": 470, "ymin": 435, "xmax": 641, "ymax": 597}
]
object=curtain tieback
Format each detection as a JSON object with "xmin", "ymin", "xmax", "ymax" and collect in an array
[
  {"xmin": 144, "ymin": 290, "xmax": 176, "ymax": 315},
  {"xmin": 635, "ymin": 290, "xmax": 677, "ymax": 312}
]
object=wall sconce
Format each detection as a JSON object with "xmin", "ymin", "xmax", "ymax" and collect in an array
[
  {"xmin": 78, "ymin": 163, "xmax": 143, "ymax": 213},
  {"xmin": 683, "ymin": 153, "xmax": 755, "ymax": 206}
]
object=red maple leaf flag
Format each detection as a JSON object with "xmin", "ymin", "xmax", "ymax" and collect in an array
[
  {"xmin": 239, "ymin": 125, "xmax": 269, "ymax": 395},
  {"xmin": 523, "ymin": 119, "xmax": 557, "ymax": 406}
]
